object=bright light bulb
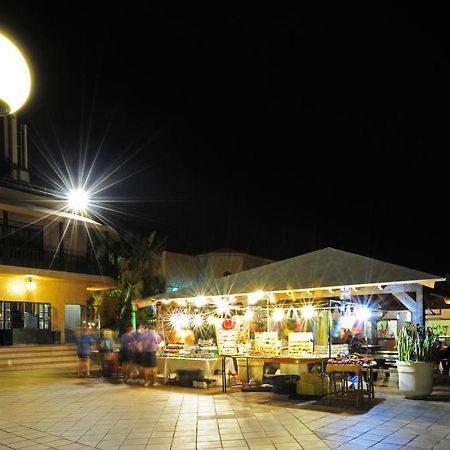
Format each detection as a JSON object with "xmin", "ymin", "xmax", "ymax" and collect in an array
[
  {"xmin": 67, "ymin": 188, "xmax": 90, "ymax": 212},
  {"xmin": 216, "ymin": 298, "xmax": 230, "ymax": 315},
  {"xmin": 179, "ymin": 314, "xmax": 189, "ymax": 328},
  {"xmin": 207, "ymin": 315, "xmax": 217, "ymax": 325},
  {"xmin": 248, "ymin": 290, "xmax": 264, "ymax": 305},
  {"xmin": 342, "ymin": 315, "xmax": 355, "ymax": 329},
  {"xmin": 170, "ymin": 314, "xmax": 181, "ymax": 328},
  {"xmin": 272, "ymin": 308, "xmax": 284, "ymax": 322},
  {"xmin": 301, "ymin": 305, "xmax": 315, "ymax": 319},
  {"xmin": 356, "ymin": 306, "xmax": 371, "ymax": 321},
  {"xmin": 244, "ymin": 309, "xmax": 254, "ymax": 321},
  {"xmin": 194, "ymin": 296, "xmax": 207, "ymax": 308},
  {"xmin": 0, "ymin": 32, "xmax": 31, "ymax": 116},
  {"xmin": 192, "ymin": 314, "xmax": 203, "ymax": 327},
  {"xmin": 26, "ymin": 279, "xmax": 36, "ymax": 291}
]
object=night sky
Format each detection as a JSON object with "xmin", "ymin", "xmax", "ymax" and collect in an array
[{"xmin": 1, "ymin": 5, "xmax": 449, "ymax": 275}]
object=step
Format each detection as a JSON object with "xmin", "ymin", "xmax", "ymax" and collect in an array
[
  {"xmin": 0, "ymin": 361, "xmax": 80, "ymax": 371},
  {"xmin": 0, "ymin": 354, "xmax": 78, "ymax": 365},
  {"xmin": 0, "ymin": 349, "xmax": 76, "ymax": 359},
  {"xmin": 0, "ymin": 344, "xmax": 76, "ymax": 354},
  {"xmin": 0, "ymin": 344, "xmax": 81, "ymax": 372}
]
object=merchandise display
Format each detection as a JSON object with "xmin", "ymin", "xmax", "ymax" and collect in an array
[
  {"xmin": 288, "ymin": 332, "xmax": 314, "ymax": 357},
  {"xmin": 154, "ymin": 299, "xmax": 382, "ymax": 393},
  {"xmin": 160, "ymin": 343, "xmax": 218, "ymax": 359}
]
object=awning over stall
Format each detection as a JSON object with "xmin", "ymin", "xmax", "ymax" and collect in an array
[{"xmin": 136, "ymin": 248, "xmax": 446, "ymax": 326}]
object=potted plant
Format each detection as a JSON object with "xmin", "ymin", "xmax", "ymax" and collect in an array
[{"xmin": 396, "ymin": 323, "xmax": 439, "ymax": 399}]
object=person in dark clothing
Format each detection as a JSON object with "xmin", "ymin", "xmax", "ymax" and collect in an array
[
  {"xmin": 349, "ymin": 332, "xmax": 364, "ymax": 354},
  {"xmin": 141, "ymin": 325, "xmax": 161, "ymax": 386},
  {"xmin": 119, "ymin": 327, "xmax": 134, "ymax": 382},
  {"xmin": 437, "ymin": 341, "xmax": 450, "ymax": 375}
]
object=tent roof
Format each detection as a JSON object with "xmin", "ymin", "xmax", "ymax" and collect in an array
[{"xmin": 139, "ymin": 247, "xmax": 445, "ymax": 304}]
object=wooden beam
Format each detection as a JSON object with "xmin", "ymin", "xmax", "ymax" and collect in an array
[
  {"xmin": 415, "ymin": 284, "xmax": 424, "ymax": 326},
  {"xmin": 392, "ymin": 284, "xmax": 424, "ymax": 326},
  {"xmin": 392, "ymin": 291, "xmax": 416, "ymax": 312}
]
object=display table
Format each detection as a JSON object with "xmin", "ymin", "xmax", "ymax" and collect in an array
[
  {"xmin": 220, "ymin": 355, "xmax": 327, "ymax": 393},
  {"xmin": 157, "ymin": 357, "xmax": 220, "ymax": 384},
  {"xmin": 325, "ymin": 363, "xmax": 375, "ymax": 407}
]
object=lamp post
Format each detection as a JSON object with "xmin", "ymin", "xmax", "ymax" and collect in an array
[{"xmin": 0, "ymin": 31, "xmax": 31, "ymax": 116}]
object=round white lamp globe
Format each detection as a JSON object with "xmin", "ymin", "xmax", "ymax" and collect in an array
[{"xmin": 0, "ymin": 31, "xmax": 31, "ymax": 116}]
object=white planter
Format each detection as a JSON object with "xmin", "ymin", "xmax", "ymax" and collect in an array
[{"xmin": 396, "ymin": 361, "xmax": 435, "ymax": 399}]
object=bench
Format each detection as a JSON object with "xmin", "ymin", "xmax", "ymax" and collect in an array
[
  {"xmin": 371, "ymin": 351, "xmax": 398, "ymax": 379},
  {"xmin": 374, "ymin": 351, "xmax": 398, "ymax": 368},
  {"xmin": 371, "ymin": 367, "xmax": 397, "ymax": 374}
]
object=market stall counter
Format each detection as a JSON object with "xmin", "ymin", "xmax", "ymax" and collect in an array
[
  {"xmin": 220, "ymin": 355, "xmax": 328, "ymax": 393},
  {"xmin": 157, "ymin": 356, "xmax": 220, "ymax": 385}
]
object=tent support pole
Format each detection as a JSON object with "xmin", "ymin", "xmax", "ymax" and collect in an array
[{"xmin": 328, "ymin": 298, "xmax": 332, "ymax": 358}]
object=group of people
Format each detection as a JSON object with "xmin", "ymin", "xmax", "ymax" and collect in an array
[
  {"xmin": 75, "ymin": 324, "xmax": 163, "ymax": 386},
  {"xmin": 119, "ymin": 324, "xmax": 162, "ymax": 386}
]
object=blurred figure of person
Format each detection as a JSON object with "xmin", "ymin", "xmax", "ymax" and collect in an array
[
  {"xmin": 98, "ymin": 329, "xmax": 116, "ymax": 378},
  {"xmin": 141, "ymin": 324, "xmax": 161, "ymax": 386},
  {"xmin": 129, "ymin": 325, "xmax": 145, "ymax": 384},
  {"xmin": 119, "ymin": 326, "xmax": 134, "ymax": 382},
  {"xmin": 76, "ymin": 327, "xmax": 94, "ymax": 377},
  {"xmin": 349, "ymin": 332, "xmax": 364, "ymax": 354},
  {"xmin": 436, "ymin": 339, "xmax": 450, "ymax": 375}
]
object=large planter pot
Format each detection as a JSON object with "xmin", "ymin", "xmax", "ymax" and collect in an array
[{"xmin": 396, "ymin": 361, "xmax": 435, "ymax": 399}]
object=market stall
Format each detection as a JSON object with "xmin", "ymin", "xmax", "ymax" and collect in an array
[
  {"xmin": 135, "ymin": 248, "xmax": 446, "ymax": 393},
  {"xmin": 138, "ymin": 292, "xmax": 377, "ymax": 394}
]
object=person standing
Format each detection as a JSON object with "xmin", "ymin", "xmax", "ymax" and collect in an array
[
  {"xmin": 98, "ymin": 329, "xmax": 116, "ymax": 378},
  {"xmin": 76, "ymin": 327, "xmax": 94, "ymax": 377},
  {"xmin": 141, "ymin": 324, "xmax": 161, "ymax": 386},
  {"xmin": 119, "ymin": 327, "xmax": 134, "ymax": 382}
]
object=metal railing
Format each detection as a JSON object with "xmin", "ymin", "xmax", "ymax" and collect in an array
[{"xmin": 0, "ymin": 244, "xmax": 117, "ymax": 277}]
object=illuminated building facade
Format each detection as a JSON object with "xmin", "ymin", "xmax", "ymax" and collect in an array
[{"xmin": 0, "ymin": 115, "xmax": 116, "ymax": 345}]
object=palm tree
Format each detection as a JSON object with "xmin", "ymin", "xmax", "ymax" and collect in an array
[
  {"xmin": 117, "ymin": 231, "xmax": 166, "ymax": 331},
  {"xmin": 92, "ymin": 231, "xmax": 166, "ymax": 333}
]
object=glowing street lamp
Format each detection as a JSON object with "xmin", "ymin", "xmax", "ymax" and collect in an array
[
  {"xmin": 0, "ymin": 31, "xmax": 31, "ymax": 116},
  {"xmin": 67, "ymin": 188, "xmax": 90, "ymax": 213}
]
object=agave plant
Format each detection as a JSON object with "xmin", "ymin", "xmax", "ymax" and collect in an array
[{"xmin": 396, "ymin": 323, "xmax": 440, "ymax": 362}]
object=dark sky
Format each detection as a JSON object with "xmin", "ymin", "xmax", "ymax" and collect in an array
[{"xmin": 1, "ymin": 5, "xmax": 449, "ymax": 275}]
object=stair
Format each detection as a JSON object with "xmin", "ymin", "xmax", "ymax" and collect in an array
[{"xmin": 0, "ymin": 344, "xmax": 79, "ymax": 371}]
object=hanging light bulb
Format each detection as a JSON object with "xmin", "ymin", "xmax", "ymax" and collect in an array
[
  {"xmin": 179, "ymin": 314, "xmax": 189, "ymax": 328},
  {"xmin": 301, "ymin": 305, "xmax": 315, "ymax": 319},
  {"xmin": 192, "ymin": 314, "xmax": 203, "ymax": 327},
  {"xmin": 216, "ymin": 298, "xmax": 230, "ymax": 315},
  {"xmin": 248, "ymin": 290, "xmax": 264, "ymax": 305},
  {"xmin": 207, "ymin": 315, "xmax": 217, "ymax": 325},
  {"xmin": 272, "ymin": 308, "xmax": 284, "ymax": 322},
  {"xmin": 342, "ymin": 314, "xmax": 355, "ymax": 329},
  {"xmin": 170, "ymin": 314, "xmax": 181, "ymax": 328},
  {"xmin": 356, "ymin": 306, "xmax": 371, "ymax": 321},
  {"xmin": 194, "ymin": 296, "xmax": 207, "ymax": 308},
  {"xmin": 244, "ymin": 309, "xmax": 254, "ymax": 321}
]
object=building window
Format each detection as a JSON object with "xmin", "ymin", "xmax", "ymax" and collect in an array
[{"xmin": 0, "ymin": 301, "xmax": 51, "ymax": 330}]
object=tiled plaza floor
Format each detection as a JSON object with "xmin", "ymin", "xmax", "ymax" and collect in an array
[{"xmin": 1, "ymin": 370, "xmax": 450, "ymax": 450}]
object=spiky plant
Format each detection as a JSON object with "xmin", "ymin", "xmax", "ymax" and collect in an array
[{"xmin": 396, "ymin": 323, "xmax": 440, "ymax": 362}]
